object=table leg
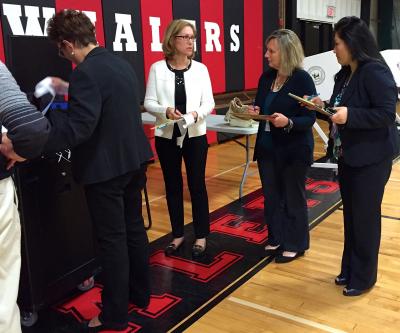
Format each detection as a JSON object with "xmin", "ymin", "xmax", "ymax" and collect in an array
[{"xmin": 239, "ymin": 135, "xmax": 251, "ymax": 200}]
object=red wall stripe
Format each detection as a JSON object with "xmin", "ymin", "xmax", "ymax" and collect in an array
[
  {"xmin": 200, "ymin": 0, "xmax": 225, "ymax": 94},
  {"xmin": 55, "ymin": 0, "xmax": 105, "ymax": 47},
  {"xmin": 140, "ymin": 0, "xmax": 173, "ymax": 82},
  {"xmin": 244, "ymin": 0, "xmax": 264, "ymax": 90}
]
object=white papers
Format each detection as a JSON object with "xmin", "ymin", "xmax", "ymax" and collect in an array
[
  {"xmin": 380, "ymin": 49, "xmax": 400, "ymax": 99},
  {"xmin": 34, "ymin": 77, "xmax": 56, "ymax": 115},
  {"xmin": 181, "ymin": 113, "xmax": 195, "ymax": 129}
]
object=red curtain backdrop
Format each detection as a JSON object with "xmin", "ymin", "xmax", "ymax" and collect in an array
[
  {"xmin": 140, "ymin": 0, "xmax": 173, "ymax": 82},
  {"xmin": 244, "ymin": 0, "xmax": 263, "ymax": 89},
  {"xmin": 55, "ymin": 0, "xmax": 105, "ymax": 46}
]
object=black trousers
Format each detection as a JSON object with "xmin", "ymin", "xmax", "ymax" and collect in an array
[
  {"xmin": 338, "ymin": 156, "xmax": 392, "ymax": 290},
  {"xmin": 155, "ymin": 135, "xmax": 210, "ymax": 239},
  {"xmin": 84, "ymin": 166, "xmax": 150, "ymax": 328},
  {"xmin": 257, "ymin": 156, "xmax": 310, "ymax": 252}
]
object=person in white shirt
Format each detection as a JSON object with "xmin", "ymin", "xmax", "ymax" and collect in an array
[{"xmin": 144, "ymin": 19, "xmax": 215, "ymax": 258}]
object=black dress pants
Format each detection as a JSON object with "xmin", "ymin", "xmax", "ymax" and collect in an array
[
  {"xmin": 155, "ymin": 135, "xmax": 210, "ymax": 239},
  {"xmin": 338, "ymin": 156, "xmax": 392, "ymax": 290},
  {"xmin": 84, "ymin": 166, "xmax": 150, "ymax": 328},
  {"xmin": 257, "ymin": 156, "xmax": 310, "ymax": 252}
]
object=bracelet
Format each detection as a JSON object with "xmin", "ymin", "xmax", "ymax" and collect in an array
[{"xmin": 284, "ymin": 118, "xmax": 293, "ymax": 133}]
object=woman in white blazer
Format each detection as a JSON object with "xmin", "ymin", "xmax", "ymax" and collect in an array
[{"xmin": 144, "ymin": 19, "xmax": 215, "ymax": 258}]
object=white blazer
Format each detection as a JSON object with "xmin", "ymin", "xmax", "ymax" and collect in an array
[{"xmin": 144, "ymin": 59, "xmax": 215, "ymax": 139}]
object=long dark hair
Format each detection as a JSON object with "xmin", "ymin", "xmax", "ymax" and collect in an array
[{"xmin": 334, "ymin": 16, "xmax": 384, "ymax": 80}]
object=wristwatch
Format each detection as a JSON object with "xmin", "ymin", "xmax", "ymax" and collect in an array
[{"xmin": 284, "ymin": 118, "xmax": 293, "ymax": 133}]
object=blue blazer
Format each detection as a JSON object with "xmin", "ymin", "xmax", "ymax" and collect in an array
[
  {"xmin": 330, "ymin": 60, "xmax": 399, "ymax": 167},
  {"xmin": 253, "ymin": 68, "xmax": 316, "ymax": 165}
]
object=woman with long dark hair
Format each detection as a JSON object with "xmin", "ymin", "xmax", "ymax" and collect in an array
[{"xmin": 308, "ymin": 16, "xmax": 399, "ymax": 296}]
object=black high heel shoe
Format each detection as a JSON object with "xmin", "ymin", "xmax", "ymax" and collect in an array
[
  {"xmin": 334, "ymin": 274, "xmax": 348, "ymax": 286},
  {"xmin": 275, "ymin": 251, "xmax": 305, "ymax": 263},
  {"xmin": 164, "ymin": 240, "xmax": 184, "ymax": 256},
  {"xmin": 84, "ymin": 318, "xmax": 127, "ymax": 332},
  {"xmin": 264, "ymin": 244, "xmax": 281, "ymax": 256},
  {"xmin": 343, "ymin": 286, "xmax": 372, "ymax": 296},
  {"xmin": 192, "ymin": 244, "xmax": 206, "ymax": 258}
]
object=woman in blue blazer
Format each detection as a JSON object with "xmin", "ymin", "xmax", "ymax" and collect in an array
[
  {"xmin": 309, "ymin": 17, "xmax": 399, "ymax": 296},
  {"xmin": 249, "ymin": 29, "xmax": 316, "ymax": 263}
]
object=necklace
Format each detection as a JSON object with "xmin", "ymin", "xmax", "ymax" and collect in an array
[{"xmin": 271, "ymin": 75, "xmax": 289, "ymax": 91}]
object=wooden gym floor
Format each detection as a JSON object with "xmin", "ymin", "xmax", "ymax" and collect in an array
[{"xmin": 144, "ymin": 118, "xmax": 400, "ymax": 333}]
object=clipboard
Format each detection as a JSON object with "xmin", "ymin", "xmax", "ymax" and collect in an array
[
  {"xmin": 231, "ymin": 112, "xmax": 277, "ymax": 121},
  {"xmin": 288, "ymin": 93, "xmax": 336, "ymax": 116}
]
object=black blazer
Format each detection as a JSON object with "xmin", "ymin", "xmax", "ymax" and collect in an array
[
  {"xmin": 253, "ymin": 68, "xmax": 316, "ymax": 165},
  {"xmin": 330, "ymin": 61, "xmax": 399, "ymax": 167},
  {"xmin": 45, "ymin": 47, "xmax": 153, "ymax": 184}
]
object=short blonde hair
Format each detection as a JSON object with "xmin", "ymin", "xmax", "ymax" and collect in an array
[
  {"xmin": 162, "ymin": 19, "xmax": 196, "ymax": 60},
  {"xmin": 266, "ymin": 29, "xmax": 304, "ymax": 76}
]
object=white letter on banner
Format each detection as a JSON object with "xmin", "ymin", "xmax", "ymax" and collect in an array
[
  {"xmin": 204, "ymin": 22, "xmax": 221, "ymax": 52},
  {"xmin": 24, "ymin": 6, "xmax": 45, "ymax": 36},
  {"xmin": 230, "ymin": 25, "xmax": 240, "ymax": 52},
  {"xmin": 83, "ymin": 11, "xmax": 97, "ymax": 25},
  {"xmin": 149, "ymin": 16, "xmax": 162, "ymax": 51},
  {"xmin": 2, "ymin": 4, "xmax": 25, "ymax": 35},
  {"xmin": 113, "ymin": 13, "xmax": 137, "ymax": 51}
]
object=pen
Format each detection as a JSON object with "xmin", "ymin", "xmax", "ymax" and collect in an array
[
  {"xmin": 151, "ymin": 121, "xmax": 171, "ymax": 130},
  {"xmin": 307, "ymin": 93, "xmax": 320, "ymax": 101}
]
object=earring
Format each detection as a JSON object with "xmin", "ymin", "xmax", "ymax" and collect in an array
[{"xmin": 71, "ymin": 52, "xmax": 75, "ymax": 55}]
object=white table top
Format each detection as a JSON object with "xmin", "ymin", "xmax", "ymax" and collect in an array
[{"xmin": 141, "ymin": 112, "xmax": 258, "ymax": 135}]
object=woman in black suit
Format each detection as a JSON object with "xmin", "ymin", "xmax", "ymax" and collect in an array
[
  {"xmin": 249, "ymin": 29, "xmax": 316, "ymax": 263},
  {"xmin": 308, "ymin": 17, "xmax": 398, "ymax": 296},
  {"xmin": 45, "ymin": 10, "xmax": 153, "ymax": 331}
]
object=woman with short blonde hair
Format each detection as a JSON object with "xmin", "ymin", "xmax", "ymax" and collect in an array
[
  {"xmin": 145, "ymin": 19, "xmax": 214, "ymax": 258},
  {"xmin": 162, "ymin": 20, "xmax": 196, "ymax": 60}
]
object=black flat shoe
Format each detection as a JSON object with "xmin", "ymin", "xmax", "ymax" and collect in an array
[
  {"xmin": 164, "ymin": 241, "xmax": 184, "ymax": 256},
  {"xmin": 192, "ymin": 244, "xmax": 206, "ymax": 258},
  {"xmin": 275, "ymin": 251, "xmax": 305, "ymax": 264},
  {"xmin": 343, "ymin": 286, "xmax": 371, "ymax": 297},
  {"xmin": 334, "ymin": 274, "xmax": 348, "ymax": 286}
]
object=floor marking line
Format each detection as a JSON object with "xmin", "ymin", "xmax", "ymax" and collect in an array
[{"xmin": 228, "ymin": 297, "xmax": 348, "ymax": 333}]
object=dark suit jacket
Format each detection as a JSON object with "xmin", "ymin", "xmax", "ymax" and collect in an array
[
  {"xmin": 45, "ymin": 47, "xmax": 153, "ymax": 184},
  {"xmin": 253, "ymin": 68, "xmax": 316, "ymax": 165},
  {"xmin": 330, "ymin": 60, "xmax": 399, "ymax": 167}
]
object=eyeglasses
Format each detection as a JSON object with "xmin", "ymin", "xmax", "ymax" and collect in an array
[{"xmin": 175, "ymin": 35, "xmax": 196, "ymax": 42}]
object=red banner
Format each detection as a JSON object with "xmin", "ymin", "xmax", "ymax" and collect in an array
[
  {"xmin": 244, "ymin": 0, "xmax": 263, "ymax": 89},
  {"xmin": 140, "ymin": 0, "xmax": 173, "ymax": 82},
  {"xmin": 200, "ymin": 0, "xmax": 226, "ymax": 94},
  {"xmin": 55, "ymin": 0, "xmax": 105, "ymax": 46}
]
